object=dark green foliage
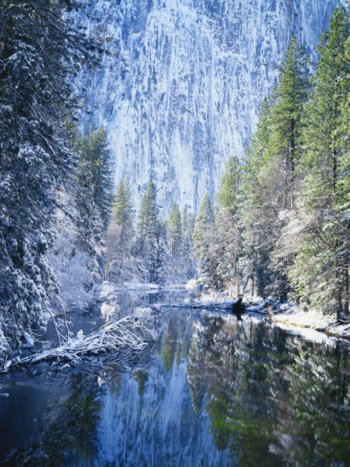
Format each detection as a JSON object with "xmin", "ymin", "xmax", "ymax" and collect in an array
[
  {"xmin": 269, "ymin": 36, "xmax": 309, "ymax": 209},
  {"xmin": 217, "ymin": 156, "xmax": 241, "ymax": 215},
  {"xmin": 76, "ymin": 127, "xmax": 113, "ymax": 228},
  {"xmin": 215, "ymin": 157, "xmax": 243, "ymax": 292},
  {"xmin": 59, "ymin": 124, "xmax": 113, "ymax": 295},
  {"xmin": 194, "ymin": 9, "xmax": 349, "ymax": 318},
  {"xmin": 106, "ymin": 179, "xmax": 135, "ymax": 282},
  {"xmin": 187, "ymin": 314, "xmax": 350, "ymax": 465},
  {"xmin": 106, "ymin": 182, "xmax": 195, "ymax": 286},
  {"xmin": 193, "ymin": 194, "xmax": 219, "ymax": 289},
  {"xmin": 167, "ymin": 202, "xmax": 195, "ymax": 281},
  {"xmin": 112, "ymin": 179, "xmax": 134, "ymax": 232},
  {"xmin": 193, "ymin": 158, "xmax": 243, "ymax": 293},
  {"xmin": 168, "ymin": 203, "xmax": 182, "ymax": 257},
  {"xmin": 73, "ymin": 127, "xmax": 113, "ymax": 259},
  {"xmin": 290, "ymin": 8, "xmax": 350, "ymax": 315},
  {"xmin": 135, "ymin": 179, "xmax": 167, "ymax": 284},
  {"xmin": 241, "ymin": 36, "xmax": 308, "ymax": 300},
  {"xmin": 0, "ymin": 0, "xmax": 94, "ymax": 347},
  {"xmin": 181, "ymin": 207, "xmax": 196, "ymax": 279}
]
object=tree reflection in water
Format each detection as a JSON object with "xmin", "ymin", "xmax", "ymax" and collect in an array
[
  {"xmin": 187, "ymin": 313, "xmax": 350, "ymax": 466},
  {"xmin": 8, "ymin": 373, "xmax": 102, "ymax": 466},
  {"xmin": 4, "ymin": 307, "xmax": 350, "ymax": 466}
]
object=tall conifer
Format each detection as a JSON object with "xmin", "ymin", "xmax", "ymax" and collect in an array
[{"xmin": 290, "ymin": 8, "xmax": 350, "ymax": 315}]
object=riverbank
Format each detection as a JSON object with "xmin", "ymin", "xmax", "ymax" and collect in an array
[
  {"xmin": 192, "ymin": 290, "xmax": 350, "ymax": 342},
  {"xmin": 2, "ymin": 294, "xmax": 350, "ymax": 466},
  {"xmin": 265, "ymin": 307, "xmax": 350, "ymax": 341}
]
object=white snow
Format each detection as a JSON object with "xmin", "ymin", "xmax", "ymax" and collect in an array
[
  {"xmin": 74, "ymin": 0, "xmax": 342, "ymax": 214},
  {"xmin": 48, "ymin": 190, "xmax": 101, "ymax": 311}
]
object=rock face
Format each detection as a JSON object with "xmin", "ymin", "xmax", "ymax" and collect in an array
[{"xmin": 76, "ymin": 0, "xmax": 343, "ymax": 214}]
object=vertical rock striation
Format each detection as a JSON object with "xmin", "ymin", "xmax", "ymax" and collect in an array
[{"xmin": 75, "ymin": 0, "xmax": 343, "ymax": 213}]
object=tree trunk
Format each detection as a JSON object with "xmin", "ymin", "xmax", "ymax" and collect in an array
[
  {"xmin": 251, "ymin": 275, "xmax": 255, "ymax": 297},
  {"xmin": 344, "ymin": 263, "xmax": 349, "ymax": 316}
]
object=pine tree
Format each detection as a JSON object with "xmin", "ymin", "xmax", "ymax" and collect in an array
[
  {"xmin": 215, "ymin": 157, "xmax": 243, "ymax": 292},
  {"xmin": 77, "ymin": 127, "xmax": 113, "ymax": 228},
  {"xmin": 106, "ymin": 180, "xmax": 135, "ymax": 282},
  {"xmin": 241, "ymin": 37, "xmax": 308, "ymax": 300},
  {"xmin": 168, "ymin": 203, "xmax": 182, "ymax": 257},
  {"xmin": 135, "ymin": 179, "xmax": 166, "ymax": 284},
  {"xmin": 241, "ymin": 101, "xmax": 279, "ymax": 297},
  {"xmin": 269, "ymin": 36, "xmax": 308, "ymax": 209},
  {"xmin": 112, "ymin": 180, "xmax": 134, "ymax": 234},
  {"xmin": 181, "ymin": 207, "xmax": 196, "ymax": 280},
  {"xmin": 193, "ymin": 194, "xmax": 220, "ymax": 290},
  {"xmin": 290, "ymin": 8, "xmax": 350, "ymax": 316},
  {"xmin": 0, "ymin": 0, "xmax": 94, "ymax": 347},
  {"xmin": 217, "ymin": 156, "xmax": 241, "ymax": 215},
  {"xmin": 73, "ymin": 127, "xmax": 113, "ymax": 256},
  {"xmin": 167, "ymin": 203, "xmax": 183, "ymax": 281},
  {"xmin": 138, "ymin": 180, "xmax": 159, "ymax": 246}
]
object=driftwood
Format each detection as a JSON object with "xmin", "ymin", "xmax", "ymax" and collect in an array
[{"xmin": 12, "ymin": 315, "xmax": 158, "ymax": 369}]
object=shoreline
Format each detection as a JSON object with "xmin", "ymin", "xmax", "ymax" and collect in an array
[
  {"xmin": 264, "ymin": 307, "xmax": 350, "ymax": 342},
  {"xmin": 193, "ymin": 291, "xmax": 350, "ymax": 342}
]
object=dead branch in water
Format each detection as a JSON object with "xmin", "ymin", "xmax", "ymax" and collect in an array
[{"xmin": 12, "ymin": 315, "xmax": 158, "ymax": 369}]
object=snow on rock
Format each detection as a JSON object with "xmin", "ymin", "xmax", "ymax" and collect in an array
[
  {"xmin": 263, "ymin": 305, "xmax": 350, "ymax": 342},
  {"xmin": 74, "ymin": 0, "xmax": 343, "ymax": 214},
  {"xmin": 271, "ymin": 306, "xmax": 333, "ymax": 331},
  {"xmin": 134, "ymin": 307, "xmax": 154, "ymax": 316}
]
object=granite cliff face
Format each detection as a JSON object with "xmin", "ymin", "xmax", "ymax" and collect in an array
[{"xmin": 76, "ymin": 0, "xmax": 342, "ymax": 213}]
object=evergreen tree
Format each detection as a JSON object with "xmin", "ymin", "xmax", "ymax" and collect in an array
[
  {"xmin": 215, "ymin": 157, "xmax": 243, "ymax": 292},
  {"xmin": 290, "ymin": 8, "xmax": 350, "ymax": 315},
  {"xmin": 241, "ymin": 101, "xmax": 280, "ymax": 297},
  {"xmin": 167, "ymin": 203, "xmax": 183, "ymax": 281},
  {"xmin": 193, "ymin": 194, "xmax": 220, "ymax": 290},
  {"xmin": 181, "ymin": 207, "xmax": 196, "ymax": 280},
  {"xmin": 77, "ymin": 127, "xmax": 113, "ymax": 228},
  {"xmin": 241, "ymin": 37, "xmax": 308, "ymax": 300},
  {"xmin": 112, "ymin": 180, "xmax": 134, "ymax": 234},
  {"xmin": 217, "ymin": 156, "xmax": 241, "ymax": 215},
  {"xmin": 106, "ymin": 180, "xmax": 135, "ymax": 282},
  {"xmin": 166, "ymin": 203, "xmax": 196, "ymax": 283},
  {"xmin": 73, "ymin": 127, "xmax": 113, "ymax": 256},
  {"xmin": 0, "ymin": 0, "xmax": 94, "ymax": 347},
  {"xmin": 270, "ymin": 36, "xmax": 308, "ymax": 209},
  {"xmin": 168, "ymin": 203, "xmax": 182, "ymax": 256},
  {"xmin": 135, "ymin": 179, "xmax": 166, "ymax": 284}
]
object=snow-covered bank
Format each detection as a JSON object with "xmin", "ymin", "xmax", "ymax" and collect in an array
[
  {"xmin": 266, "ymin": 307, "xmax": 350, "ymax": 341},
  {"xmin": 192, "ymin": 290, "xmax": 350, "ymax": 342}
]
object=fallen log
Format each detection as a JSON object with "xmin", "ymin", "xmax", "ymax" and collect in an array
[{"xmin": 7, "ymin": 315, "xmax": 158, "ymax": 370}]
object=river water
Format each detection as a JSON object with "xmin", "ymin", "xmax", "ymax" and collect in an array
[{"xmin": 1, "ymin": 289, "xmax": 350, "ymax": 466}]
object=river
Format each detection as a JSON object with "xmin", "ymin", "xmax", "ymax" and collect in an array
[{"xmin": 1, "ymin": 289, "xmax": 350, "ymax": 466}]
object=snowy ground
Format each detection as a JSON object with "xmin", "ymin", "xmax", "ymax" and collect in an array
[
  {"xmin": 192, "ymin": 289, "xmax": 350, "ymax": 342},
  {"xmin": 98, "ymin": 281, "xmax": 350, "ymax": 343},
  {"xmin": 268, "ymin": 307, "xmax": 350, "ymax": 341}
]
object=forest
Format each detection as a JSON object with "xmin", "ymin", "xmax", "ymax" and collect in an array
[
  {"xmin": 106, "ymin": 8, "xmax": 350, "ymax": 319},
  {"xmin": 194, "ymin": 8, "xmax": 350, "ymax": 318},
  {"xmin": 0, "ymin": 3, "xmax": 349, "ymax": 352},
  {"xmin": 1, "ymin": 1, "xmax": 350, "ymax": 465}
]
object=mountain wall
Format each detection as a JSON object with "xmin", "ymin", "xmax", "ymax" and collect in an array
[{"xmin": 75, "ymin": 0, "xmax": 343, "ymax": 214}]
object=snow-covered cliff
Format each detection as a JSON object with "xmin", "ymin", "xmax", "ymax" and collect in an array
[{"xmin": 76, "ymin": 0, "xmax": 343, "ymax": 214}]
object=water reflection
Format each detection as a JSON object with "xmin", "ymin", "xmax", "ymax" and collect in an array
[
  {"xmin": 187, "ymin": 314, "xmax": 350, "ymax": 466},
  {"xmin": 2, "ymin": 303, "xmax": 350, "ymax": 466}
]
